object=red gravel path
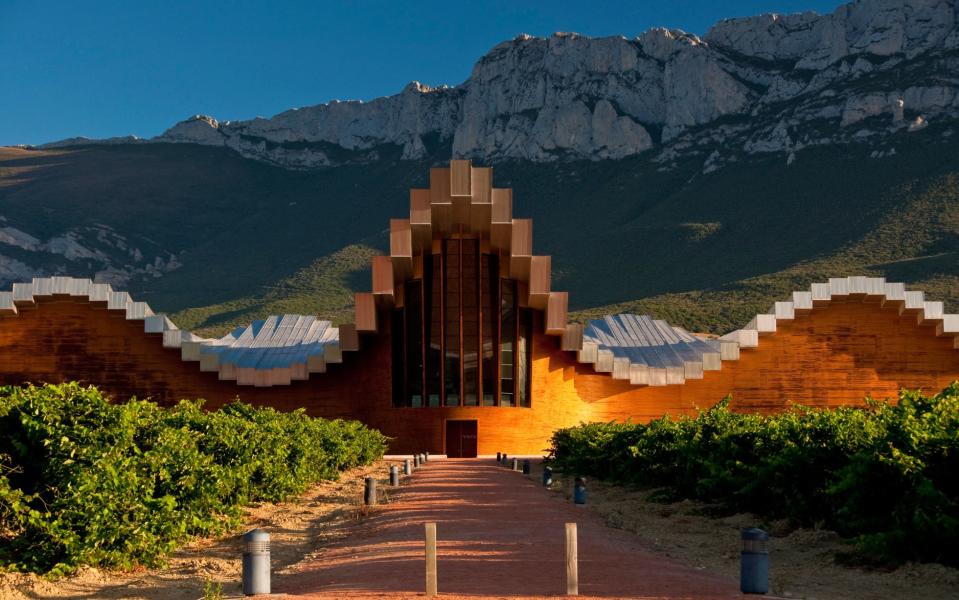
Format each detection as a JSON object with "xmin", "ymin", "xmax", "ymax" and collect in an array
[{"xmin": 277, "ymin": 459, "xmax": 744, "ymax": 599}]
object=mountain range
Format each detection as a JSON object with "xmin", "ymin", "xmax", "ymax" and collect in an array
[{"xmin": 3, "ymin": 0, "xmax": 958, "ymax": 336}]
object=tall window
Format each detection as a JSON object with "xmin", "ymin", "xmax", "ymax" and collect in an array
[
  {"xmin": 461, "ymin": 240, "xmax": 479, "ymax": 406},
  {"xmin": 500, "ymin": 280, "xmax": 515, "ymax": 407},
  {"xmin": 481, "ymin": 255, "xmax": 497, "ymax": 406},
  {"xmin": 405, "ymin": 280, "xmax": 424, "ymax": 407},
  {"xmin": 391, "ymin": 239, "xmax": 531, "ymax": 408},
  {"xmin": 427, "ymin": 253, "xmax": 442, "ymax": 407},
  {"xmin": 443, "ymin": 240, "xmax": 461, "ymax": 406}
]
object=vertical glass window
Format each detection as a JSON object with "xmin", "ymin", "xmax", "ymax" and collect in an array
[
  {"xmin": 444, "ymin": 240, "xmax": 461, "ymax": 406},
  {"xmin": 500, "ymin": 279, "xmax": 515, "ymax": 407},
  {"xmin": 390, "ymin": 240, "xmax": 531, "ymax": 409},
  {"xmin": 481, "ymin": 254, "xmax": 497, "ymax": 406},
  {"xmin": 391, "ymin": 308, "xmax": 405, "ymax": 407},
  {"xmin": 462, "ymin": 240, "xmax": 479, "ymax": 406},
  {"xmin": 517, "ymin": 309, "xmax": 531, "ymax": 407},
  {"xmin": 426, "ymin": 253, "xmax": 442, "ymax": 407},
  {"xmin": 405, "ymin": 280, "xmax": 424, "ymax": 407}
]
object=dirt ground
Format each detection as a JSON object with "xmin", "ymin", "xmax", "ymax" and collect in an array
[
  {"xmin": 0, "ymin": 459, "xmax": 402, "ymax": 600},
  {"xmin": 535, "ymin": 463, "xmax": 959, "ymax": 600}
]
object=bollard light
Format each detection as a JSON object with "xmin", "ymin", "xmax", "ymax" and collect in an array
[
  {"xmin": 414, "ymin": 454, "xmax": 421, "ymax": 468},
  {"xmin": 496, "ymin": 452, "xmax": 501, "ymax": 462},
  {"xmin": 543, "ymin": 466, "xmax": 553, "ymax": 486},
  {"xmin": 740, "ymin": 528, "xmax": 769, "ymax": 594},
  {"xmin": 502, "ymin": 453, "xmax": 508, "ymax": 465},
  {"xmin": 242, "ymin": 528, "xmax": 270, "ymax": 596},
  {"xmin": 511, "ymin": 457, "xmax": 519, "ymax": 471},
  {"xmin": 404, "ymin": 458, "xmax": 412, "ymax": 475},
  {"xmin": 574, "ymin": 477, "xmax": 587, "ymax": 505},
  {"xmin": 390, "ymin": 465, "xmax": 399, "ymax": 486},
  {"xmin": 425, "ymin": 451, "xmax": 430, "ymax": 462},
  {"xmin": 522, "ymin": 459, "xmax": 531, "ymax": 475},
  {"xmin": 364, "ymin": 476, "xmax": 377, "ymax": 506}
]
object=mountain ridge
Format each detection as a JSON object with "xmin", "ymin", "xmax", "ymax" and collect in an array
[{"xmin": 36, "ymin": 0, "xmax": 959, "ymax": 170}]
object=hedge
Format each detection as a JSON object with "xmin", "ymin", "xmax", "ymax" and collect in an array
[
  {"xmin": 548, "ymin": 383, "xmax": 959, "ymax": 565},
  {"xmin": 0, "ymin": 383, "xmax": 388, "ymax": 574}
]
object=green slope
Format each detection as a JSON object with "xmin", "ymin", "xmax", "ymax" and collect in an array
[
  {"xmin": 170, "ymin": 242, "xmax": 380, "ymax": 337},
  {"xmin": 572, "ymin": 170, "xmax": 959, "ymax": 332}
]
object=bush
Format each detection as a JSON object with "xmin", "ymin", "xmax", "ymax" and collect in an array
[
  {"xmin": 548, "ymin": 384, "xmax": 959, "ymax": 565},
  {"xmin": 0, "ymin": 383, "xmax": 388, "ymax": 574}
]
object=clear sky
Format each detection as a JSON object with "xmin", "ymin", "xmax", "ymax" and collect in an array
[{"xmin": 1, "ymin": 0, "xmax": 845, "ymax": 146}]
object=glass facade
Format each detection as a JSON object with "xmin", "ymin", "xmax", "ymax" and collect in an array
[
  {"xmin": 443, "ymin": 240, "xmax": 461, "ymax": 406},
  {"xmin": 405, "ymin": 280, "xmax": 424, "ymax": 407},
  {"xmin": 392, "ymin": 238, "xmax": 531, "ymax": 408},
  {"xmin": 481, "ymin": 254, "xmax": 496, "ymax": 406}
]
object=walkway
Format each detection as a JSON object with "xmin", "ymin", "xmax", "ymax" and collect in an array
[{"xmin": 277, "ymin": 459, "xmax": 743, "ymax": 599}]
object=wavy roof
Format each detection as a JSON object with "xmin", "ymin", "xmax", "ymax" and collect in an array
[
  {"xmin": 1, "ymin": 276, "xmax": 342, "ymax": 387},
  {"xmin": 574, "ymin": 276, "xmax": 959, "ymax": 385},
  {"xmin": 1, "ymin": 274, "xmax": 957, "ymax": 388}
]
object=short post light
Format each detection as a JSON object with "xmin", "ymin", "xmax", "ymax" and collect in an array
[
  {"xmin": 522, "ymin": 459, "xmax": 531, "ymax": 475},
  {"xmin": 496, "ymin": 452, "xmax": 502, "ymax": 462},
  {"xmin": 364, "ymin": 476, "xmax": 377, "ymax": 506},
  {"xmin": 574, "ymin": 477, "xmax": 587, "ymax": 505},
  {"xmin": 511, "ymin": 457, "xmax": 519, "ymax": 471},
  {"xmin": 740, "ymin": 528, "xmax": 769, "ymax": 594},
  {"xmin": 390, "ymin": 464, "xmax": 399, "ymax": 486},
  {"xmin": 404, "ymin": 458, "xmax": 412, "ymax": 475},
  {"xmin": 543, "ymin": 466, "xmax": 553, "ymax": 486},
  {"xmin": 242, "ymin": 528, "xmax": 270, "ymax": 596}
]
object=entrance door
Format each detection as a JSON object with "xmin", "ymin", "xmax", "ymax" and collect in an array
[{"xmin": 445, "ymin": 420, "xmax": 478, "ymax": 458}]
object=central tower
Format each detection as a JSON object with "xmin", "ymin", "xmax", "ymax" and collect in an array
[
  {"xmin": 391, "ymin": 231, "xmax": 534, "ymax": 408},
  {"xmin": 354, "ymin": 159, "xmax": 574, "ymax": 412}
]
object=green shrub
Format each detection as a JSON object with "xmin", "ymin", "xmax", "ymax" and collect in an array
[
  {"xmin": 548, "ymin": 383, "xmax": 959, "ymax": 565},
  {"xmin": 0, "ymin": 383, "xmax": 388, "ymax": 574}
]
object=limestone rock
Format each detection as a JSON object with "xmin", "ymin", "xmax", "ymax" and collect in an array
[
  {"xmin": 43, "ymin": 0, "xmax": 959, "ymax": 169},
  {"xmin": 156, "ymin": 115, "xmax": 225, "ymax": 145}
]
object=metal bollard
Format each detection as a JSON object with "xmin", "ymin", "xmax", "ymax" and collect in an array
[
  {"xmin": 740, "ymin": 528, "xmax": 769, "ymax": 594},
  {"xmin": 511, "ymin": 457, "xmax": 519, "ymax": 471},
  {"xmin": 574, "ymin": 477, "xmax": 587, "ymax": 505},
  {"xmin": 390, "ymin": 465, "xmax": 399, "ymax": 486},
  {"xmin": 242, "ymin": 528, "xmax": 270, "ymax": 595},
  {"xmin": 543, "ymin": 466, "xmax": 553, "ymax": 486},
  {"xmin": 522, "ymin": 459, "xmax": 531, "ymax": 475},
  {"xmin": 364, "ymin": 476, "xmax": 377, "ymax": 506},
  {"xmin": 404, "ymin": 458, "xmax": 412, "ymax": 475},
  {"xmin": 496, "ymin": 452, "xmax": 501, "ymax": 462}
]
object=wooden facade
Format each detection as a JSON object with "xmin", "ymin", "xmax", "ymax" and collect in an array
[{"xmin": 0, "ymin": 160, "xmax": 957, "ymax": 455}]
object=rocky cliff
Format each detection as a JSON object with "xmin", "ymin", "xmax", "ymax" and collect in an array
[{"xmin": 79, "ymin": 0, "xmax": 954, "ymax": 170}]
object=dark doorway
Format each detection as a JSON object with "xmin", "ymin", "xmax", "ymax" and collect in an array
[{"xmin": 445, "ymin": 420, "xmax": 478, "ymax": 458}]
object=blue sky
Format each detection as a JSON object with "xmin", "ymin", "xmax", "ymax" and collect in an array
[{"xmin": 1, "ymin": 0, "xmax": 844, "ymax": 146}]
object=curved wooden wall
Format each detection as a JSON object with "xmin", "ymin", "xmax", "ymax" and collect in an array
[
  {"xmin": 0, "ymin": 296, "xmax": 957, "ymax": 455},
  {"xmin": 534, "ymin": 299, "xmax": 959, "ymax": 427}
]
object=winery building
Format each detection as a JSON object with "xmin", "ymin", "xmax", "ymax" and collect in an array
[{"xmin": 1, "ymin": 160, "xmax": 958, "ymax": 456}]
